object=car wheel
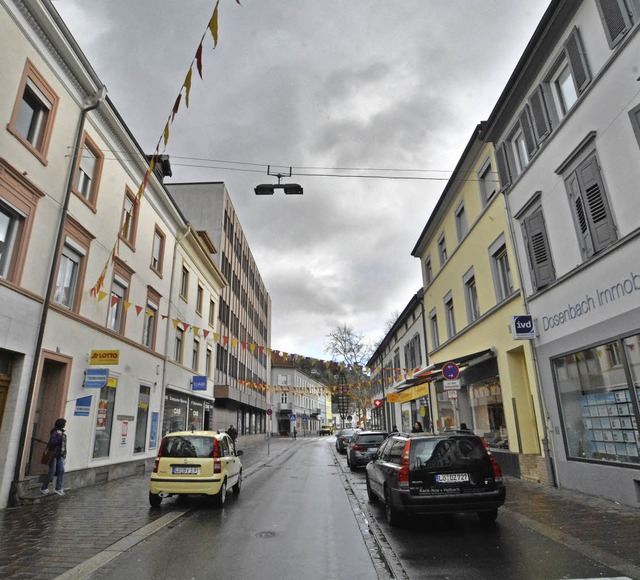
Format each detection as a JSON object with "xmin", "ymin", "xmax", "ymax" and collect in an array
[
  {"xmin": 477, "ymin": 508, "xmax": 498, "ymax": 523},
  {"xmin": 149, "ymin": 492, "xmax": 162, "ymax": 508},
  {"xmin": 232, "ymin": 471, "xmax": 242, "ymax": 495},
  {"xmin": 384, "ymin": 487, "xmax": 402, "ymax": 527},
  {"xmin": 214, "ymin": 478, "xmax": 227, "ymax": 508},
  {"xmin": 366, "ymin": 475, "xmax": 377, "ymax": 503}
]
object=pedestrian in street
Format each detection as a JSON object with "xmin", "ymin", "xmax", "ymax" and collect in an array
[
  {"xmin": 459, "ymin": 422, "xmax": 472, "ymax": 433},
  {"xmin": 391, "ymin": 425, "xmax": 399, "ymax": 433},
  {"xmin": 228, "ymin": 424, "xmax": 237, "ymax": 443},
  {"xmin": 411, "ymin": 421, "xmax": 423, "ymax": 433},
  {"xmin": 293, "ymin": 427, "xmax": 297, "ymax": 439},
  {"xmin": 41, "ymin": 418, "xmax": 67, "ymax": 496}
]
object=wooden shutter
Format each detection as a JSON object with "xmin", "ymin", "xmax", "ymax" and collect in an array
[
  {"xmin": 566, "ymin": 172, "xmax": 595, "ymax": 258},
  {"xmin": 529, "ymin": 85, "xmax": 551, "ymax": 143},
  {"xmin": 519, "ymin": 107, "xmax": 537, "ymax": 157},
  {"xmin": 522, "ymin": 210, "xmax": 555, "ymax": 290},
  {"xmin": 495, "ymin": 142, "xmax": 512, "ymax": 189},
  {"xmin": 565, "ymin": 27, "xmax": 591, "ymax": 94},
  {"xmin": 576, "ymin": 156, "xmax": 617, "ymax": 252},
  {"xmin": 596, "ymin": 0, "xmax": 633, "ymax": 48}
]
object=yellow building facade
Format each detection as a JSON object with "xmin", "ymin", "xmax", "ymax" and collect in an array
[{"xmin": 412, "ymin": 125, "xmax": 550, "ymax": 483}]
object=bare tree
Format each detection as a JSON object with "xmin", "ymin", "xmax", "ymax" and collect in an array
[{"xmin": 325, "ymin": 324, "xmax": 374, "ymax": 425}]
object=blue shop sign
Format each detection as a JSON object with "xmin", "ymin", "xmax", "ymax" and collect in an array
[
  {"xmin": 192, "ymin": 375, "xmax": 207, "ymax": 391},
  {"xmin": 84, "ymin": 368, "xmax": 109, "ymax": 388},
  {"xmin": 74, "ymin": 395, "xmax": 92, "ymax": 416}
]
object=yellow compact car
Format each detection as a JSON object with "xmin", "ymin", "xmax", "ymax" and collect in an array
[{"xmin": 149, "ymin": 431, "xmax": 243, "ymax": 508}]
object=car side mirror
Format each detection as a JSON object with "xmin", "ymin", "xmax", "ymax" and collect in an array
[{"xmin": 236, "ymin": 450, "xmax": 243, "ymax": 456}]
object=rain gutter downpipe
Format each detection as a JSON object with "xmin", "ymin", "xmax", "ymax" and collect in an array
[
  {"xmin": 501, "ymin": 189, "xmax": 558, "ymax": 488},
  {"xmin": 12, "ymin": 87, "xmax": 107, "ymax": 501}
]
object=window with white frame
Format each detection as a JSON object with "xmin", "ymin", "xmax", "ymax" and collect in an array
[
  {"xmin": 455, "ymin": 201, "xmax": 468, "ymax": 242},
  {"xmin": 437, "ymin": 233, "xmax": 447, "ymax": 267},
  {"xmin": 429, "ymin": 309, "xmax": 439, "ymax": 350},
  {"xmin": 142, "ymin": 300, "xmax": 158, "ymax": 349},
  {"xmin": 404, "ymin": 334, "xmax": 422, "ymax": 370},
  {"xmin": 8, "ymin": 61, "xmax": 59, "ymax": 162},
  {"xmin": 107, "ymin": 278, "xmax": 127, "ymax": 333},
  {"xmin": 119, "ymin": 188, "xmax": 138, "ymax": 248},
  {"xmin": 478, "ymin": 158, "xmax": 497, "ymax": 205},
  {"xmin": 180, "ymin": 264, "xmax": 189, "ymax": 300},
  {"xmin": 150, "ymin": 227, "xmax": 164, "ymax": 274},
  {"xmin": 73, "ymin": 134, "xmax": 103, "ymax": 207},
  {"xmin": 0, "ymin": 202, "xmax": 22, "ymax": 280},
  {"xmin": 463, "ymin": 267, "xmax": 480, "ymax": 324},
  {"xmin": 424, "ymin": 256, "xmax": 433, "ymax": 285},
  {"xmin": 196, "ymin": 283, "xmax": 204, "ymax": 315},
  {"xmin": 53, "ymin": 243, "xmax": 82, "ymax": 309},
  {"xmin": 174, "ymin": 327, "xmax": 184, "ymax": 363},
  {"xmin": 489, "ymin": 234, "xmax": 514, "ymax": 303},
  {"xmin": 444, "ymin": 292, "xmax": 456, "ymax": 339},
  {"xmin": 209, "ymin": 298, "xmax": 215, "ymax": 327},
  {"xmin": 192, "ymin": 337, "xmax": 200, "ymax": 371},
  {"xmin": 206, "ymin": 347, "xmax": 213, "ymax": 378}
]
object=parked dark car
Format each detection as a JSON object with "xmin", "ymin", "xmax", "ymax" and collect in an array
[
  {"xmin": 365, "ymin": 432, "xmax": 505, "ymax": 526},
  {"xmin": 346, "ymin": 430, "xmax": 388, "ymax": 471},
  {"xmin": 335, "ymin": 428, "xmax": 359, "ymax": 453}
]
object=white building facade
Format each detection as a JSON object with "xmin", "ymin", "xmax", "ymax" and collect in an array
[{"xmin": 484, "ymin": 0, "xmax": 640, "ymax": 506}]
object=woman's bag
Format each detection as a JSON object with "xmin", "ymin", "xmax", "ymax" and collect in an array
[{"xmin": 41, "ymin": 449, "xmax": 54, "ymax": 465}]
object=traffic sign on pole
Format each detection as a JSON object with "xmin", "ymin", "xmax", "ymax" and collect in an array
[{"xmin": 442, "ymin": 362, "xmax": 460, "ymax": 380}]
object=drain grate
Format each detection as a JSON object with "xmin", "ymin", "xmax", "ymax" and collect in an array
[{"xmin": 255, "ymin": 531, "xmax": 275, "ymax": 538}]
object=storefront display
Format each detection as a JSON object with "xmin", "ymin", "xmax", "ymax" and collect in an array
[
  {"xmin": 93, "ymin": 380, "xmax": 117, "ymax": 458},
  {"xmin": 553, "ymin": 337, "xmax": 640, "ymax": 466}
]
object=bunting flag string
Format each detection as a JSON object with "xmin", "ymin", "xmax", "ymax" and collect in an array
[{"xmin": 90, "ymin": 0, "xmax": 230, "ymax": 299}]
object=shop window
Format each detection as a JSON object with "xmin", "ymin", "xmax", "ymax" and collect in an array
[
  {"xmin": 72, "ymin": 133, "xmax": 103, "ymax": 209},
  {"xmin": 8, "ymin": 60, "xmax": 59, "ymax": 164},
  {"xmin": 134, "ymin": 385, "xmax": 150, "ymax": 453},
  {"xmin": 93, "ymin": 380, "xmax": 117, "ymax": 458},
  {"xmin": 553, "ymin": 338, "xmax": 640, "ymax": 466},
  {"xmin": 163, "ymin": 391, "xmax": 188, "ymax": 435}
]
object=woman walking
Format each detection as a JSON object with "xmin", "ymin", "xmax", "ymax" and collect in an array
[{"xmin": 41, "ymin": 418, "xmax": 67, "ymax": 496}]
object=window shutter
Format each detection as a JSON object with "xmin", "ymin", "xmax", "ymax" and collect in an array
[
  {"xmin": 565, "ymin": 28, "xmax": 591, "ymax": 93},
  {"xmin": 576, "ymin": 156, "xmax": 617, "ymax": 252},
  {"xmin": 522, "ymin": 210, "xmax": 555, "ymax": 290},
  {"xmin": 529, "ymin": 85, "xmax": 551, "ymax": 143},
  {"xmin": 596, "ymin": 0, "xmax": 632, "ymax": 48},
  {"xmin": 519, "ymin": 107, "xmax": 537, "ymax": 156},
  {"xmin": 496, "ymin": 142, "xmax": 512, "ymax": 189},
  {"xmin": 566, "ymin": 172, "xmax": 595, "ymax": 258}
]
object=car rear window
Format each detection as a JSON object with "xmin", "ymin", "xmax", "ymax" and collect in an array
[
  {"xmin": 411, "ymin": 436, "xmax": 486, "ymax": 468},
  {"xmin": 161, "ymin": 436, "xmax": 214, "ymax": 458},
  {"xmin": 342, "ymin": 429, "xmax": 357, "ymax": 436},
  {"xmin": 357, "ymin": 433, "xmax": 387, "ymax": 444}
]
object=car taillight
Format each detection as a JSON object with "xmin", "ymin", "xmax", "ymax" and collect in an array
[
  {"xmin": 153, "ymin": 437, "xmax": 166, "ymax": 473},
  {"xmin": 213, "ymin": 437, "xmax": 220, "ymax": 458},
  {"xmin": 490, "ymin": 455, "xmax": 503, "ymax": 483},
  {"xmin": 397, "ymin": 440, "xmax": 411, "ymax": 488},
  {"xmin": 480, "ymin": 438, "xmax": 503, "ymax": 483},
  {"xmin": 353, "ymin": 444, "xmax": 362, "ymax": 451},
  {"xmin": 214, "ymin": 459, "xmax": 222, "ymax": 474}
]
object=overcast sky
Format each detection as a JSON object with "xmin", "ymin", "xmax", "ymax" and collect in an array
[{"xmin": 54, "ymin": 0, "xmax": 550, "ymax": 361}]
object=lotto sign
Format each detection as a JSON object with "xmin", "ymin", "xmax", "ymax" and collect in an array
[
  {"xmin": 513, "ymin": 315, "xmax": 536, "ymax": 339},
  {"xmin": 90, "ymin": 350, "xmax": 120, "ymax": 365}
]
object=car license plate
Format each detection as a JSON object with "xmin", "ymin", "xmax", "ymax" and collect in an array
[
  {"xmin": 172, "ymin": 466, "xmax": 199, "ymax": 475},
  {"xmin": 368, "ymin": 447, "xmax": 378, "ymax": 454},
  {"xmin": 435, "ymin": 473, "xmax": 469, "ymax": 483}
]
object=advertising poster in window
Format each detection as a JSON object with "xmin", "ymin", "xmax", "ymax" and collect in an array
[{"xmin": 149, "ymin": 412, "xmax": 159, "ymax": 449}]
